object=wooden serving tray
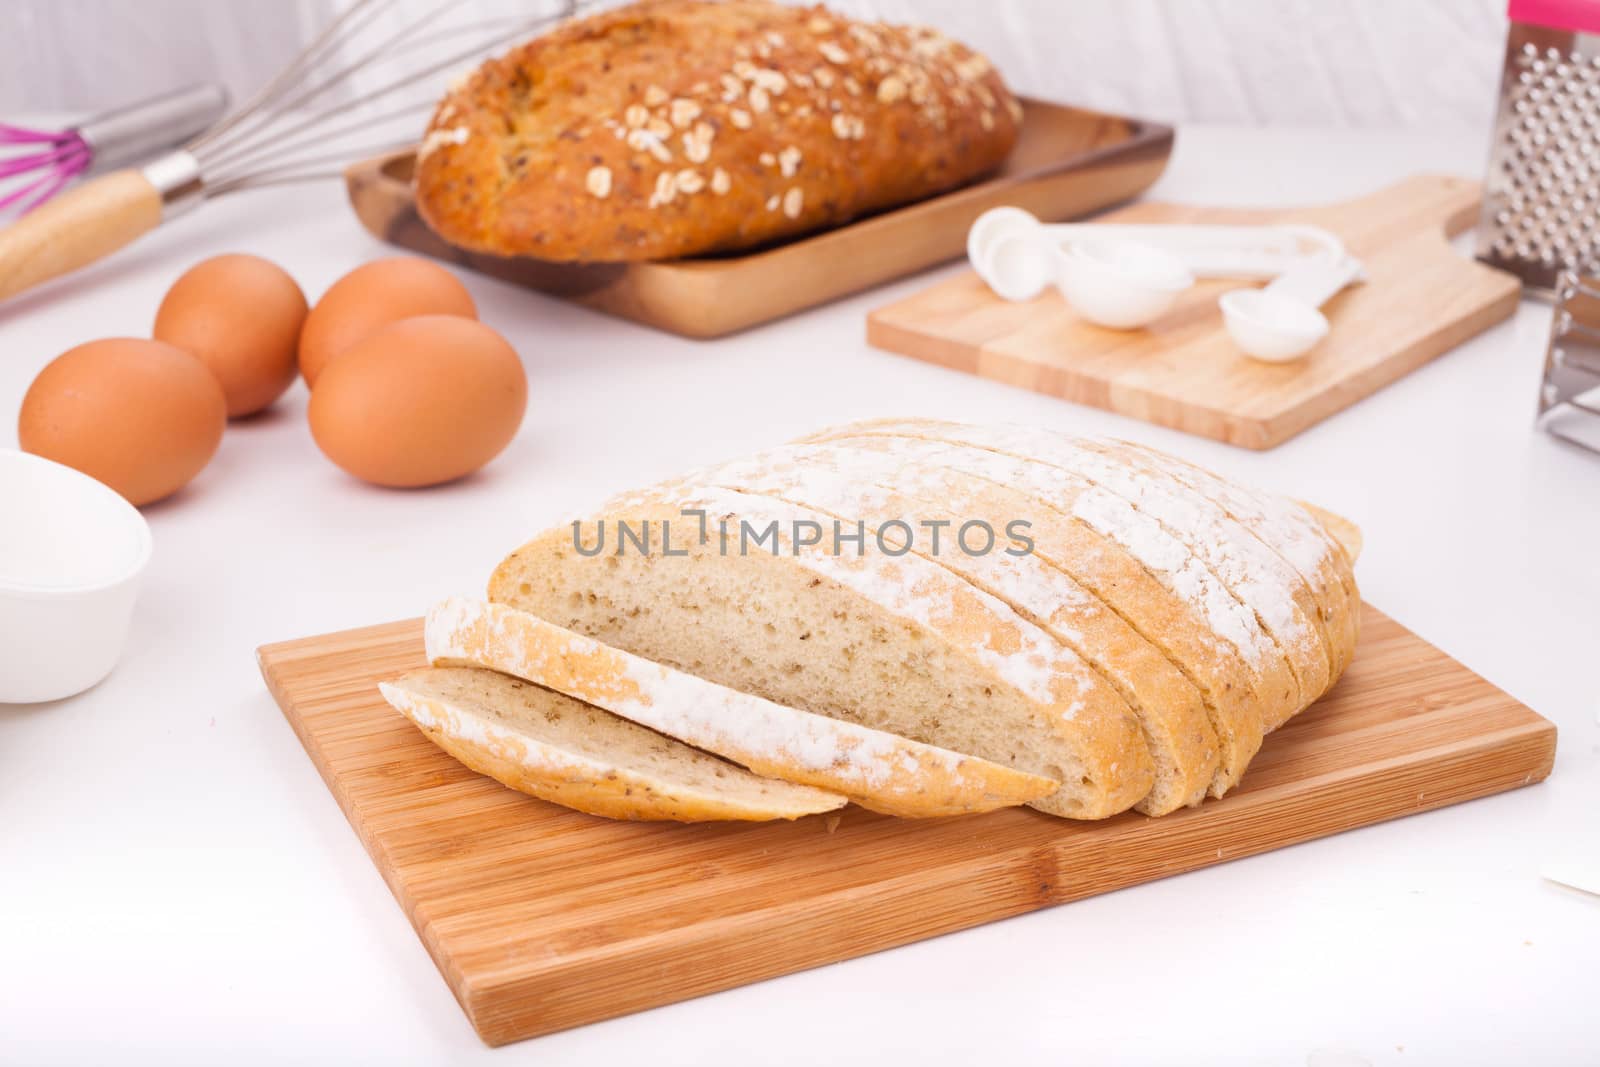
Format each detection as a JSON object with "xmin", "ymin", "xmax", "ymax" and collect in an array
[
  {"xmin": 344, "ymin": 99, "xmax": 1172, "ymax": 338},
  {"xmin": 259, "ymin": 604, "xmax": 1554, "ymax": 1047},
  {"xmin": 867, "ymin": 174, "xmax": 1523, "ymax": 449}
]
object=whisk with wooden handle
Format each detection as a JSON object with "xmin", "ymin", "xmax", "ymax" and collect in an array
[{"xmin": 0, "ymin": 0, "xmax": 582, "ymax": 304}]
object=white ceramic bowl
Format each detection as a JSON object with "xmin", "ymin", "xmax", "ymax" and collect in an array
[{"xmin": 0, "ymin": 450, "xmax": 151, "ymax": 703}]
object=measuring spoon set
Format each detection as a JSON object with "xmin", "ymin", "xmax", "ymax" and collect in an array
[{"xmin": 966, "ymin": 207, "xmax": 1366, "ymax": 363}]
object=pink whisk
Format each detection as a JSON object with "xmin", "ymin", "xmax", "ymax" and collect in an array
[
  {"xmin": 0, "ymin": 86, "xmax": 228, "ymax": 220},
  {"xmin": 0, "ymin": 85, "xmax": 228, "ymax": 219},
  {"xmin": 0, "ymin": 123, "xmax": 91, "ymax": 215},
  {"xmin": 0, "ymin": 0, "xmax": 582, "ymax": 306}
]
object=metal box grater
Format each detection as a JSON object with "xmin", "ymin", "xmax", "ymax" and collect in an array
[
  {"xmin": 1479, "ymin": 1, "xmax": 1600, "ymax": 294},
  {"xmin": 1538, "ymin": 270, "xmax": 1600, "ymax": 450}
]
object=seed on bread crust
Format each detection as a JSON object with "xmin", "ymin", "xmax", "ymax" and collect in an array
[
  {"xmin": 649, "ymin": 170, "xmax": 677, "ymax": 207},
  {"xmin": 752, "ymin": 68, "xmax": 788, "ymax": 95},
  {"xmin": 585, "ymin": 165, "xmax": 612, "ymax": 198},
  {"xmin": 684, "ymin": 123, "xmax": 713, "ymax": 163},
  {"xmin": 670, "ymin": 98, "xmax": 702, "ymax": 128}
]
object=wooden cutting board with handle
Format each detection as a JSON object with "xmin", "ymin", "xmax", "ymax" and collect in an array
[
  {"xmin": 867, "ymin": 175, "xmax": 1522, "ymax": 449},
  {"xmin": 258, "ymin": 604, "xmax": 1554, "ymax": 1046}
]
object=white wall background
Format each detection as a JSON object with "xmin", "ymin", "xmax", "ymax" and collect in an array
[{"xmin": 1, "ymin": 0, "xmax": 1508, "ymax": 131}]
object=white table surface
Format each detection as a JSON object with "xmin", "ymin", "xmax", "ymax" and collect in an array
[{"xmin": 3, "ymin": 125, "xmax": 1597, "ymax": 1066}]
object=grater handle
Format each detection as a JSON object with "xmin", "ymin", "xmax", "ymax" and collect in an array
[{"xmin": 0, "ymin": 168, "xmax": 162, "ymax": 304}]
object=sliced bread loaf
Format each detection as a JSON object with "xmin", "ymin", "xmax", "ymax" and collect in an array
[
  {"xmin": 488, "ymin": 486, "xmax": 1155, "ymax": 819},
  {"xmin": 683, "ymin": 444, "xmax": 1220, "ymax": 815},
  {"xmin": 379, "ymin": 666, "xmax": 846, "ymax": 822},
  {"xmin": 425, "ymin": 598, "xmax": 1059, "ymax": 817}
]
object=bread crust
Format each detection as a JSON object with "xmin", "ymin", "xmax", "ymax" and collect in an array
[
  {"xmin": 427, "ymin": 597, "xmax": 1058, "ymax": 817},
  {"xmin": 415, "ymin": 0, "xmax": 1021, "ymax": 261}
]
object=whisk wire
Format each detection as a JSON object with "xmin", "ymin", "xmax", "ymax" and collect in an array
[
  {"xmin": 0, "ymin": 141, "xmax": 86, "ymax": 179},
  {"xmin": 187, "ymin": 0, "xmax": 406, "ymax": 158},
  {"xmin": 200, "ymin": 100, "xmax": 431, "ymax": 183},
  {"xmin": 196, "ymin": 2, "xmax": 579, "ymax": 187},
  {"xmin": 1, "ymin": 122, "xmax": 71, "ymax": 144},
  {"xmin": 244, "ymin": 1, "xmax": 457, "ymax": 136},
  {"xmin": 204, "ymin": 139, "xmax": 424, "ymax": 195}
]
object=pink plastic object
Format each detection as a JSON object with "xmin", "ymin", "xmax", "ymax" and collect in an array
[
  {"xmin": 1507, "ymin": 0, "xmax": 1600, "ymax": 32},
  {"xmin": 0, "ymin": 123, "xmax": 91, "ymax": 214}
]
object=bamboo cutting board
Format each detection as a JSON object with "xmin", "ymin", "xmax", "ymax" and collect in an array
[
  {"xmin": 258, "ymin": 605, "xmax": 1554, "ymax": 1046},
  {"xmin": 867, "ymin": 175, "xmax": 1523, "ymax": 449}
]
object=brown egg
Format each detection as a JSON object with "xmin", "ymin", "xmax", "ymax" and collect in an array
[
  {"xmin": 18, "ymin": 338, "xmax": 227, "ymax": 506},
  {"xmin": 308, "ymin": 316, "xmax": 525, "ymax": 488},
  {"xmin": 298, "ymin": 258, "xmax": 477, "ymax": 386},
  {"xmin": 153, "ymin": 253, "xmax": 308, "ymax": 417}
]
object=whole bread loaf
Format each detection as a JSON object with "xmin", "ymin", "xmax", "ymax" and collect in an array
[{"xmin": 415, "ymin": 0, "xmax": 1022, "ymax": 261}]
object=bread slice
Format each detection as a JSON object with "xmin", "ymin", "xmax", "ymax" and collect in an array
[
  {"xmin": 786, "ymin": 430, "xmax": 1269, "ymax": 795},
  {"xmin": 683, "ymin": 443, "xmax": 1220, "ymax": 815},
  {"xmin": 1036, "ymin": 435, "xmax": 1332, "ymax": 700},
  {"xmin": 861, "ymin": 424, "xmax": 1338, "ymax": 713},
  {"xmin": 488, "ymin": 486, "xmax": 1155, "ymax": 819},
  {"xmin": 379, "ymin": 666, "xmax": 845, "ymax": 822},
  {"xmin": 1060, "ymin": 433, "xmax": 1355, "ymax": 692},
  {"xmin": 804, "ymin": 421, "xmax": 1304, "ymax": 724},
  {"xmin": 426, "ymin": 598, "xmax": 1059, "ymax": 818},
  {"xmin": 1114, "ymin": 440, "xmax": 1362, "ymax": 683}
]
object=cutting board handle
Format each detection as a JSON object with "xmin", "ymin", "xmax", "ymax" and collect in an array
[{"xmin": 1340, "ymin": 173, "xmax": 1486, "ymax": 241}]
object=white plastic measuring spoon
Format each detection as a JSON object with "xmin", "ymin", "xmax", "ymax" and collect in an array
[
  {"xmin": 1056, "ymin": 240, "xmax": 1194, "ymax": 328},
  {"xmin": 1219, "ymin": 253, "xmax": 1367, "ymax": 362},
  {"xmin": 967, "ymin": 205, "xmax": 1343, "ymax": 302}
]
